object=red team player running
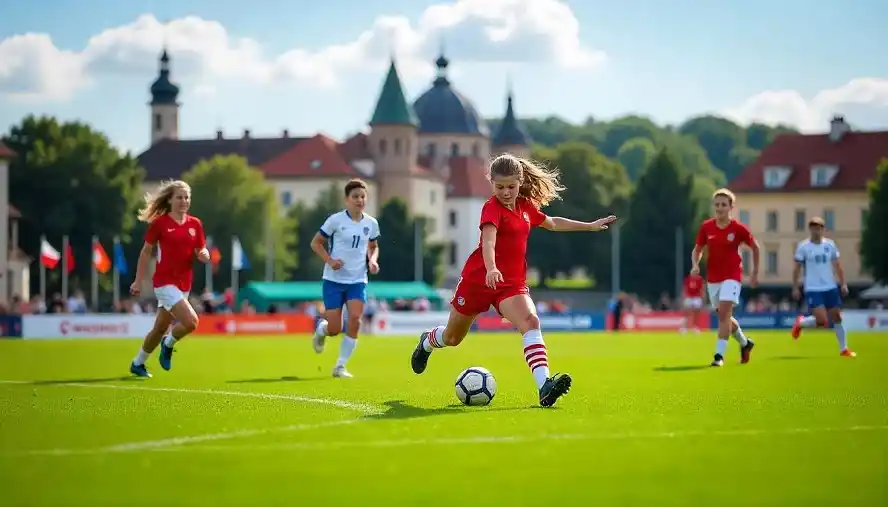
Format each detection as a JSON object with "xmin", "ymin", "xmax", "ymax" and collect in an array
[
  {"xmin": 410, "ymin": 154, "xmax": 617, "ymax": 407},
  {"xmin": 129, "ymin": 180, "xmax": 209, "ymax": 377},
  {"xmin": 692, "ymin": 188, "xmax": 759, "ymax": 367}
]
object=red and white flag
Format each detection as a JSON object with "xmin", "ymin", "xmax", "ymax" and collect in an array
[
  {"xmin": 40, "ymin": 238, "xmax": 60, "ymax": 269},
  {"xmin": 93, "ymin": 242, "xmax": 111, "ymax": 274}
]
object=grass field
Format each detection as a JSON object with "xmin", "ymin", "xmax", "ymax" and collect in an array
[{"xmin": 1, "ymin": 330, "xmax": 886, "ymax": 506}]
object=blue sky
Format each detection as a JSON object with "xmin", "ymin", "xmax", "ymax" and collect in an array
[{"xmin": 1, "ymin": 0, "xmax": 886, "ymax": 153}]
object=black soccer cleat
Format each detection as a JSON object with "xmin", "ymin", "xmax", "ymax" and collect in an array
[
  {"xmin": 411, "ymin": 332, "xmax": 432, "ymax": 374},
  {"xmin": 710, "ymin": 353, "xmax": 725, "ymax": 367},
  {"xmin": 740, "ymin": 339, "xmax": 755, "ymax": 364},
  {"xmin": 539, "ymin": 373, "xmax": 572, "ymax": 407}
]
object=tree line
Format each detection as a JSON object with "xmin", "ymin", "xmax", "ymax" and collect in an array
[{"xmin": 6, "ymin": 114, "xmax": 887, "ymax": 302}]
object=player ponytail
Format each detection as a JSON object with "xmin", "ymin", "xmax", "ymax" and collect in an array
[
  {"xmin": 489, "ymin": 154, "xmax": 564, "ymax": 208},
  {"xmin": 138, "ymin": 180, "xmax": 191, "ymax": 223}
]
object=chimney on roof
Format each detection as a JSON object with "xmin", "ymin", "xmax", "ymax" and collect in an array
[
  {"xmin": 216, "ymin": 129, "xmax": 224, "ymax": 140},
  {"xmin": 282, "ymin": 129, "xmax": 289, "ymax": 138},
  {"xmin": 243, "ymin": 129, "xmax": 251, "ymax": 139},
  {"xmin": 829, "ymin": 115, "xmax": 850, "ymax": 143}
]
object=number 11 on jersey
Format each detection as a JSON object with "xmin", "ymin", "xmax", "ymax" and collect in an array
[{"xmin": 351, "ymin": 235, "xmax": 360, "ymax": 248}]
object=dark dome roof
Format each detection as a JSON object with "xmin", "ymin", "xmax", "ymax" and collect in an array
[
  {"xmin": 412, "ymin": 55, "xmax": 489, "ymax": 136},
  {"xmin": 150, "ymin": 50, "xmax": 180, "ymax": 105}
]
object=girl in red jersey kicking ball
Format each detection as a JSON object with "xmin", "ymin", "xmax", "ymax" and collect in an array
[
  {"xmin": 128, "ymin": 180, "xmax": 210, "ymax": 377},
  {"xmin": 410, "ymin": 154, "xmax": 617, "ymax": 407},
  {"xmin": 691, "ymin": 188, "xmax": 760, "ymax": 367}
]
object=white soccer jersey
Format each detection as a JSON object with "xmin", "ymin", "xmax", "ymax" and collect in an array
[
  {"xmin": 794, "ymin": 238, "xmax": 839, "ymax": 292},
  {"xmin": 319, "ymin": 210, "xmax": 380, "ymax": 284}
]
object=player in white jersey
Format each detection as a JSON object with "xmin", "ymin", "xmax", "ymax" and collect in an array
[
  {"xmin": 309, "ymin": 179, "xmax": 381, "ymax": 377},
  {"xmin": 790, "ymin": 216, "xmax": 855, "ymax": 357}
]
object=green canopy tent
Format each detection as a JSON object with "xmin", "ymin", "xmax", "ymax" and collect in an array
[{"xmin": 238, "ymin": 281, "xmax": 443, "ymax": 311}]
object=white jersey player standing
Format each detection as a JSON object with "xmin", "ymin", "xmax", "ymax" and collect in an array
[
  {"xmin": 309, "ymin": 179, "xmax": 381, "ymax": 377},
  {"xmin": 790, "ymin": 216, "xmax": 855, "ymax": 357}
]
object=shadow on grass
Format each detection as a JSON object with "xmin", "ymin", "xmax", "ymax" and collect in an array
[
  {"xmin": 652, "ymin": 365, "xmax": 710, "ymax": 372},
  {"xmin": 31, "ymin": 376, "xmax": 142, "ymax": 385},
  {"xmin": 361, "ymin": 400, "xmax": 538, "ymax": 421},
  {"xmin": 227, "ymin": 376, "xmax": 329, "ymax": 384}
]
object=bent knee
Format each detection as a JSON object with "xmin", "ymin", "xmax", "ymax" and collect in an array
[
  {"xmin": 517, "ymin": 313, "xmax": 541, "ymax": 334},
  {"xmin": 183, "ymin": 315, "xmax": 199, "ymax": 333}
]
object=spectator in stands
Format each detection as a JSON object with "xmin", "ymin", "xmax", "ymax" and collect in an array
[
  {"xmin": 67, "ymin": 289, "xmax": 88, "ymax": 313},
  {"xmin": 611, "ymin": 292, "xmax": 626, "ymax": 332},
  {"xmin": 239, "ymin": 299, "xmax": 256, "ymax": 314},
  {"xmin": 657, "ymin": 293, "xmax": 671, "ymax": 311},
  {"xmin": 536, "ymin": 300, "xmax": 550, "ymax": 314},
  {"xmin": 9, "ymin": 295, "xmax": 25, "ymax": 315},
  {"xmin": 412, "ymin": 296, "xmax": 431, "ymax": 312}
]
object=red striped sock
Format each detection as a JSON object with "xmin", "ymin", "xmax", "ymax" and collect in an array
[
  {"xmin": 423, "ymin": 326, "xmax": 447, "ymax": 351},
  {"xmin": 522, "ymin": 329, "xmax": 550, "ymax": 389}
]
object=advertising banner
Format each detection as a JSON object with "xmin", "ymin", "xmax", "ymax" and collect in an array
[
  {"xmin": 608, "ymin": 311, "xmax": 711, "ymax": 331},
  {"xmin": 22, "ymin": 314, "xmax": 156, "ymax": 339},
  {"xmin": 475, "ymin": 312, "xmax": 605, "ymax": 332},
  {"xmin": 371, "ymin": 312, "xmax": 450, "ymax": 336},
  {"xmin": 720, "ymin": 312, "xmax": 799, "ymax": 330},
  {"xmin": 0, "ymin": 315, "xmax": 22, "ymax": 338},
  {"xmin": 841, "ymin": 310, "xmax": 888, "ymax": 331},
  {"xmin": 193, "ymin": 314, "xmax": 315, "ymax": 336}
]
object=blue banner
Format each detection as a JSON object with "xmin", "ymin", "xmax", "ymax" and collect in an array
[
  {"xmin": 0, "ymin": 315, "xmax": 23, "ymax": 338},
  {"xmin": 711, "ymin": 312, "xmax": 800, "ymax": 330}
]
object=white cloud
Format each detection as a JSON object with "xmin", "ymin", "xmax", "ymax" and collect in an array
[
  {"xmin": 724, "ymin": 78, "xmax": 888, "ymax": 132},
  {"xmin": 0, "ymin": 0, "xmax": 602, "ymax": 102}
]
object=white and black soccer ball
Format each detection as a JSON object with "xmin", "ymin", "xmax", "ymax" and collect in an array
[{"xmin": 454, "ymin": 366, "xmax": 497, "ymax": 406}]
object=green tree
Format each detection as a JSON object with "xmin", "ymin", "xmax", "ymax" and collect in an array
[
  {"xmin": 376, "ymin": 198, "xmax": 444, "ymax": 285},
  {"xmin": 746, "ymin": 122, "xmax": 797, "ymax": 151},
  {"xmin": 182, "ymin": 154, "xmax": 296, "ymax": 290},
  {"xmin": 621, "ymin": 149, "xmax": 701, "ymax": 301},
  {"xmin": 528, "ymin": 142, "xmax": 631, "ymax": 288},
  {"xmin": 4, "ymin": 115, "xmax": 144, "ymax": 295},
  {"xmin": 599, "ymin": 115, "xmax": 661, "ymax": 157},
  {"xmin": 679, "ymin": 115, "xmax": 747, "ymax": 179},
  {"xmin": 287, "ymin": 183, "xmax": 342, "ymax": 281},
  {"xmin": 861, "ymin": 158, "xmax": 888, "ymax": 283},
  {"xmin": 617, "ymin": 137, "xmax": 657, "ymax": 180}
]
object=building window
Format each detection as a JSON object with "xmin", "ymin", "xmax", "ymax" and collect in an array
[
  {"xmin": 449, "ymin": 242, "xmax": 457, "ymax": 266},
  {"xmin": 738, "ymin": 210, "xmax": 750, "ymax": 225},
  {"xmin": 427, "ymin": 143, "xmax": 436, "ymax": 158},
  {"xmin": 430, "ymin": 190, "xmax": 436, "ymax": 205},
  {"xmin": 766, "ymin": 250, "xmax": 779, "ymax": 275},
  {"xmin": 823, "ymin": 209, "xmax": 835, "ymax": 230},
  {"xmin": 394, "ymin": 138, "xmax": 402, "ymax": 155},
  {"xmin": 154, "ymin": 113, "xmax": 162, "ymax": 130},
  {"xmin": 281, "ymin": 191, "xmax": 292, "ymax": 207},
  {"xmin": 812, "ymin": 167, "xmax": 829, "ymax": 187},
  {"xmin": 472, "ymin": 143, "xmax": 480, "ymax": 157},
  {"xmin": 795, "ymin": 209, "xmax": 806, "ymax": 231},
  {"xmin": 450, "ymin": 143, "xmax": 459, "ymax": 157},
  {"xmin": 764, "ymin": 169, "xmax": 782, "ymax": 188},
  {"xmin": 379, "ymin": 139, "xmax": 387, "ymax": 155},
  {"xmin": 449, "ymin": 210, "xmax": 457, "ymax": 227},
  {"xmin": 741, "ymin": 250, "xmax": 751, "ymax": 275},
  {"xmin": 766, "ymin": 211, "xmax": 778, "ymax": 232}
]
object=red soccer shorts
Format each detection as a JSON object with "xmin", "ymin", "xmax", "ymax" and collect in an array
[{"xmin": 451, "ymin": 280, "xmax": 529, "ymax": 316}]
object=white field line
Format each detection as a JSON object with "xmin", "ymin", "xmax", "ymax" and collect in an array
[{"xmin": 0, "ymin": 379, "xmax": 382, "ymax": 414}]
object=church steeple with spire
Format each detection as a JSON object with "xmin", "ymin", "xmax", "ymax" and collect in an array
[
  {"xmin": 149, "ymin": 48, "xmax": 180, "ymax": 145},
  {"xmin": 493, "ymin": 82, "xmax": 531, "ymax": 157}
]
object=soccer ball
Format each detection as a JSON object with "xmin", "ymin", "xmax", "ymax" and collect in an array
[{"xmin": 455, "ymin": 367, "xmax": 497, "ymax": 406}]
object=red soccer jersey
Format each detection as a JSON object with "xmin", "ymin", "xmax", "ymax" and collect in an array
[
  {"xmin": 684, "ymin": 274, "xmax": 704, "ymax": 297},
  {"xmin": 145, "ymin": 214, "xmax": 206, "ymax": 292},
  {"xmin": 461, "ymin": 196, "xmax": 547, "ymax": 287},
  {"xmin": 695, "ymin": 218, "xmax": 753, "ymax": 283}
]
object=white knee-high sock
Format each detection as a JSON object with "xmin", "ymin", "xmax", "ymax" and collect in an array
[
  {"xmin": 422, "ymin": 326, "xmax": 447, "ymax": 352},
  {"xmin": 133, "ymin": 349, "xmax": 150, "ymax": 365},
  {"xmin": 522, "ymin": 329, "xmax": 550, "ymax": 389},
  {"xmin": 800, "ymin": 316, "xmax": 817, "ymax": 328},
  {"xmin": 834, "ymin": 323, "xmax": 848, "ymax": 351},
  {"xmin": 731, "ymin": 325, "xmax": 749, "ymax": 347},
  {"xmin": 336, "ymin": 336, "xmax": 357, "ymax": 367},
  {"xmin": 715, "ymin": 339, "xmax": 728, "ymax": 357}
]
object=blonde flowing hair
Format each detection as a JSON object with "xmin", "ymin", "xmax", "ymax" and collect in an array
[
  {"xmin": 488, "ymin": 153, "xmax": 565, "ymax": 208},
  {"xmin": 137, "ymin": 179, "xmax": 191, "ymax": 223}
]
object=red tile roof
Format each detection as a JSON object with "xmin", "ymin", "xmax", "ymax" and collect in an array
[
  {"xmin": 446, "ymin": 156, "xmax": 490, "ymax": 198},
  {"xmin": 338, "ymin": 133, "xmax": 371, "ymax": 161},
  {"xmin": 731, "ymin": 130, "xmax": 888, "ymax": 192},
  {"xmin": 261, "ymin": 134, "xmax": 365, "ymax": 178},
  {"xmin": 0, "ymin": 142, "xmax": 15, "ymax": 158}
]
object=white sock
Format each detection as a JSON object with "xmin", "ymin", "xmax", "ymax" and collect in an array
[
  {"xmin": 422, "ymin": 326, "xmax": 447, "ymax": 352},
  {"xmin": 731, "ymin": 326, "xmax": 749, "ymax": 347},
  {"xmin": 315, "ymin": 319, "xmax": 328, "ymax": 335},
  {"xmin": 133, "ymin": 349, "xmax": 150, "ymax": 365},
  {"xmin": 522, "ymin": 329, "xmax": 550, "ymax": 389},
  {"xmin": 163, "ymin": 334, "xmax": 177, "ymax": 347},
  {"xmin": 336, "ymin": 336, "xmax": 357, "ymax": 367},
  {"xmin": 835, "ymin": 323, "xmax": 848, "ymax": 351},
  {"xmin": 715, "ymin": 339, "xmax": 728, "ymax": 357},
  {"xmin": 800, "ymin": 316, "xmax": 817, "ymax": 328}
]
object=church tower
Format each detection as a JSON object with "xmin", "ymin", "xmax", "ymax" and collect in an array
[
  {"xmin": 492, "ymin": 86, "xmax": 531, "ymax": 158},
  {"xmin": 149, "ymin": 49, "xmax": 180, "ymax": 145},
  {"xmin": 368, "ymin": 59, "xmax": 419, "ymax": 207}
]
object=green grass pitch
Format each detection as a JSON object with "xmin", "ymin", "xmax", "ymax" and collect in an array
[{"xmin": 1, "ymin": 330, "xmax": 886, "ymax": 506}]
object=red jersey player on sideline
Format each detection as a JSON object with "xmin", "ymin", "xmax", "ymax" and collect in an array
[
  {"xmin": 128, "ymin": 180, "xmax": 210, "ymax": 378},
  {"xmin": 409, "ymin": 154, "xmax": 617, "ymax": 407},
  {"xmin": 692, "ymin": 188, "xmax": 760, "ymax": 367},
  {"xmin": 680, "ymin": 273, "xmax": 705, "ymax": 333}
]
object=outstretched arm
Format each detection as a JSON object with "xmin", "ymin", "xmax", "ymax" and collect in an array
[{"xmin": 540, "ymin": 215, "xmax": 617, "ymax": 232}]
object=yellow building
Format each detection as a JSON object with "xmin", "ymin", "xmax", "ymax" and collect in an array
[{"xmin": 729, "ymin": 116, "xmax": 888, "ymax": 288}]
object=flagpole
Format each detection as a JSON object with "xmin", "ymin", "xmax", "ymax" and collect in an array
[
  {"xmin": 112, "ymin": 236, "xmax": 120, "ymax": 308},
  {"xmin": 39, "ymin": 234, "xmax": 46, "ymax": 299},
  {"xmin": 91, "ymin": 235, "xmax": 99, "ymax": 311},
  {"xmin": 206, "ymin": 236, "xmax": 214, "ymax": 293},
  {"xmin": 265, "ymin": 219, "xmax": 273, "ymax": 282},
  {"xmin": 231, "ymin": 236, "xmax": 238, "ymax": 299},
  {"xmin": 62, "ymin": 235, "xmax": 69, "ymax": 300}
]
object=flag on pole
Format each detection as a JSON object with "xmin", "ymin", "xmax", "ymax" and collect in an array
[
  {"xmin": 210, "ymin": 246, "xmax": 222, "ymax": 273},
  {"xmin": 113, "ymin": 240, "xmax": 128, "ymax": 275},
  {"xmin": 232, "ymin": 237, "xmax": 250, "ymax": 271},
  {"xmin": 40, "ymin": 238, "xmax": 60, "ymax": 269},
  {"xmin": 93, "ymin": 241, "xmax": 111, "ymax": 274},
  {"xmin": 65, "ymin": 242, "xmax": 75, "ymax": 273}
]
